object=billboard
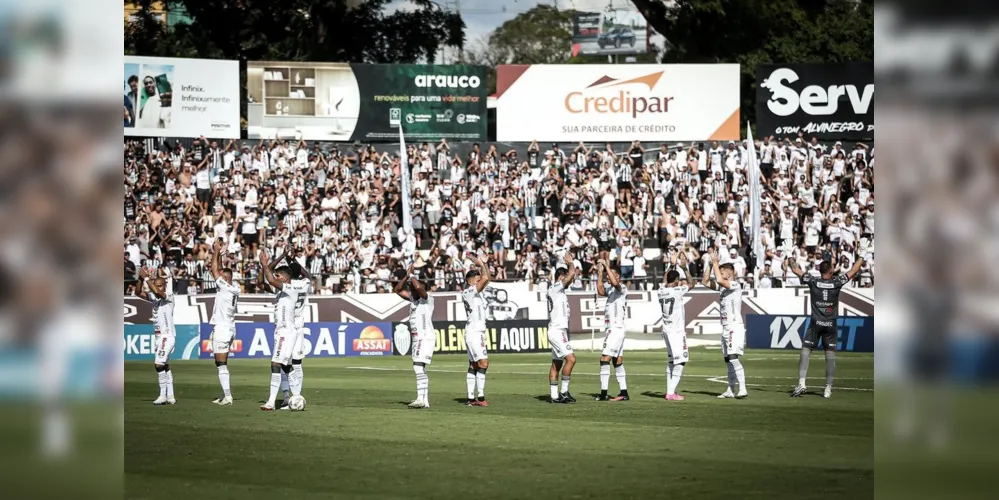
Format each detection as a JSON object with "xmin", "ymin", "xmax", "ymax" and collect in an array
[
  {"xmin": 123, "ymin": 56, "xmax": 240, "ymax": 138},
  {"xmin": 746, "ymin": 315, "xmax": 874, "ymax": 353},
  {"xmin": 392, "ymin": 321, "xmax": 551, "ymax": 356},
  {"xmin": 755, "ymin": 63, "xmax": 874, "ymax": 140},
  {"xmin": 197, "ymin": 322, "xmax": 393, "ymax": 358},
  {"xmin": 123, "ymin": 324, "xmax": 202, "ymax": 361},
  {"xmin": 247, "ymin": 62, "xmax": 487, "ymax": 142},
  {"xmin": 124, "ymin": 285, "xmax": 874, "ymax": 339},
  {"xmin": 496, "ymin": 64, "xmax": 740, "ymax": 142},
  {"xmin": 571, "ymin": 8, "xmax": 649, "ymax": 56}
]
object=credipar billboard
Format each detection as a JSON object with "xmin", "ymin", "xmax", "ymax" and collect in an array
[{"xmin": 495, "ymin": 64, "xmax": 740, "ymax": 142}]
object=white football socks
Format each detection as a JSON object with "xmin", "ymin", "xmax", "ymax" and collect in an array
[
  {"xmin": 217, "ymin": 364, "xmax": 231, "ymax": 398},
  {"xmin": 414, "ymin": 365, "xmax": 429, "ymax": 401},
  {"xmin": 267, "ymin": 372, "xmax": 282, "ymax": 405},
  {"xmin": 599, "ymin": 363, "xmax": 611, "ymax": 391},
  {"xmin": 668, "ymin": 363, "xmax": 685, "ymax": 395},
  {"xmin": 726, "ymin": 361, "xmax": 737, "ymax": 392},
  {"xmin": 560, "ymin": 376, "xmax": 570, "ymax": 394},
  {"xmin": 164, "ymin": 369, "xmax": 174, "ymax": 398},
  {"xmin": 157, "ymin": 371, "xmax": 167, "ymax": 398},
  {"xmin": 290, "ymin": 364, "xmax": 304, "ymax": 397},
  {"xmin": 615, "ymin": 365, "xmax": 627, "ymax": 391},
  {"xmin": 466, "ymin": 369, "xmax": 476, "ymax": 399},
  {"xmin": 550, "ymin": 382, "xmax": 559, "ymax": 399},
  {"xmin": 730, "ymin": 358, "xmax": 746, "ymax": 393},
  {"xmin": 475, "ymin": 369, "xmax": 487, "ymax": 398}
]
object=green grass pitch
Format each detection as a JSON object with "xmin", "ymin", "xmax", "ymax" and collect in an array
[{"xmin": 125, "ymin": 348, "xmax": 873, "ymax": 499}]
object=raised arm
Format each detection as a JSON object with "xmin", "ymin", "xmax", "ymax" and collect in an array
[
  {"xmin": 845, "ymin": 255, "xmax": 866, "ymax": 281},
  {"xmin": 595, "ymin": 261, "xmax": 607, "ymax": 296},
  {"xmin": 474, "ymin": 257, "xmax": 490, "ymax": 292},
  {"xmin": 604, "ymin": 260, "xmax": 622, "ymax": 291},
  {"xmin": 409, "ymin": 272, "xmax": 429, "ymax": 300},
  {"xmin": 560, "ymin": 251, "xmax": 577, "ymax": 288},
  {"xmin": 700, "ymin": 249, "xmax": 719, "ymax": 290},
  {"xmin": 788, "ymin": 258, "xmax": 806, "ymax": 279},
  {"xmin": 711, "ymin": 253, "xmax": 734, "ymax": 290},
  {"xmin": 140, "ymin": 268, "xmax": 168, "ymax": 299},
  {"xmin": 258, "ymin": 250, "xmax": 284, "ymax": 289},
  {"xmin": 210, "ymin": 239, "xmax": 224, "ymax": 280},
  {"xmin": 394, "ymin": 264, "xmax": 413, "ymax": 299},
  {"xmin": 285, "ymin": 252, "xmax": 312, "ymax": 281}
]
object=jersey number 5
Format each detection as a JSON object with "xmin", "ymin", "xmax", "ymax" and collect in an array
[{"xmin": 660, "ymin": 297, "xmax": 675, "ymax": 316}]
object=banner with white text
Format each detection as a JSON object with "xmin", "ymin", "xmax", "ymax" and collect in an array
[
  {"xmin": 392, "ymin": 321, "xmax": 551, "ymax": 356},
  {"xmin": 247, "ymin": 62, "xmax": 487, "ymax": 142},
  {"xmin": 755, "ymin": 63, "xmax": 874, "ymax": 140}
]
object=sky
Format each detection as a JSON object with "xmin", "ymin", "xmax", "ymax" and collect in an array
[{"xmin": 386, "ymin": 0, "xmax": 635, "ymax": 46}]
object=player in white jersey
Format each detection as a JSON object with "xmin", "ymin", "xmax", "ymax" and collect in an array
[
  {"xmin": 208, "ymin": 240, "xmax": 240, "ymax": 405},
  {"xmin": 278, "ymin": 253, "xmax": 312, "ymax": 409},
  {"xmin": 139, "ymin": 267, "xmax": 177, "ymax": 405},
  {"xmin": 394, "ymin": 264, "xmax": 436, "ymax": 409},
  {"xmin": 659, "ymin": 265, "xmax": 691, "ymax": 401},
  {"xmin": 595, "ymin": 260, "xmax": 630, "ymax": 402},
  {"xmin": 547, "ymin": 251, "xmax": 578, "ymax": 403},
  {"xmin": 258, "ymin": 250, "xmax": 304, "ymax": 411},
  {"xmin": 702, "ymin": 248, "xmax": 748, "ymax": 399},
  {"xmin": 461, "ymin": 257, "xmax": 491, "ymax": 406}
]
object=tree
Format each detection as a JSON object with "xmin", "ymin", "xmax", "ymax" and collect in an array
[
  {"xmin": 124, "ymin": 0, "xmax": 466, "ymax": 64},
  {"xmin": 462, "ymin": 5, "xmax": 573, "ymax": 93},
  {"xmin": 630, "ymin": 0, "xmax": 874, "ymax": 127}
]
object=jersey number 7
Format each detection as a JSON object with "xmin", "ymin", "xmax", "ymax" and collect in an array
[{"xmin": 660, "ymin": 298, "xmax": 675, "ymax": 316}]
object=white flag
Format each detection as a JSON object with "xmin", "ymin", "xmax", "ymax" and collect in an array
[
  {"xmin": 399, "ymin": 124, "xmax": 412, "ymax": 233},
  {"xmin": 746, "ymin": 123, "xmax": 764, "ymax": 275}
]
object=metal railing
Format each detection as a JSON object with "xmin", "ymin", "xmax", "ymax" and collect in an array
[{"xmin": 123, "ymin": 268, "xmax": 873, "ymax": 295}]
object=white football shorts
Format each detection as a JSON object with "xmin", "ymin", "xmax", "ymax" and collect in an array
[
  {"xmin": 661, "ymin": 326, "xmax": 689, "ymax": 363},
  {"xmin": 271, "ymin": 327, "xmax": 301, "ymax": 365},
  {"xmin": 548, "ymin": 327, "xmax": 573, "ymax": 360},
  {"xmin": 465, "ymin": 329, "xmax": 488, "ymax": 363},
  {"xmin": 721, "ymin": 323, "xmax": 746, "ymax": 358},
  {"xmin": 210, "ymin": 325, "xmax": 236, "ymax": 355},
  {"xmin": 601, "ymin": 328, "xmax": 626, "ymax": 358},
  {"xmin": 412, "ymin": 331, "xmax": 436, "ymax": 365},
  {"xmin": 153, "ymin": 334, "xmax": 175, "ymax": 365},
  {"xmin": 292, "ymin": 327, "xmax": 309, "ymax": 361}
]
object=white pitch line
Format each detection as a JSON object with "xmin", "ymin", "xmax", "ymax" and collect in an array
[
  {"xmin": 345, "ymin": 366, "xmax": 875, "ymax": 387},
  {"xmin": 703, "ymin": 376, "xmax": 872, "ymax": 392}
]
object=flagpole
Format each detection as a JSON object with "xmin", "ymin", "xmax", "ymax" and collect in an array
[
  {"xmin": 747, "ymin": 123, "xmax": 764, "ymax": 284},
  {"xmin": 399, "ymin": 124, "xmax": 414, "ymax": 265}
]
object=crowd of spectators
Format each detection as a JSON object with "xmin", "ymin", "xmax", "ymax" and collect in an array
[{"xmin": 124, "ymin": 134, "xmax": 874, "ymax": 295}]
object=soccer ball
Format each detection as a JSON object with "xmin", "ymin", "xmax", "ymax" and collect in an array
[{"xmin": 289, "ymin": 395, "xmax": 307, "ymax": 411}]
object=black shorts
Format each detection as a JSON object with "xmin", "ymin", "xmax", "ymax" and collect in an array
[
  {"xmin": 617, "ymin": 181, "xmax": 632, "ymax": 191},
  {"xmin": 197, "ymin": 188, "xmax": 212, "ymax": 204},
  {"xmin": 803, "ymin": 323, "xmax": 838, "ymax": 350},
  {"xmin": 242, "ymin": 232, "xmax": 259, "ymax": 247},
  {"xmin": 761, "ymin": 162, "xmax": 774, "ymax": 179}
]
